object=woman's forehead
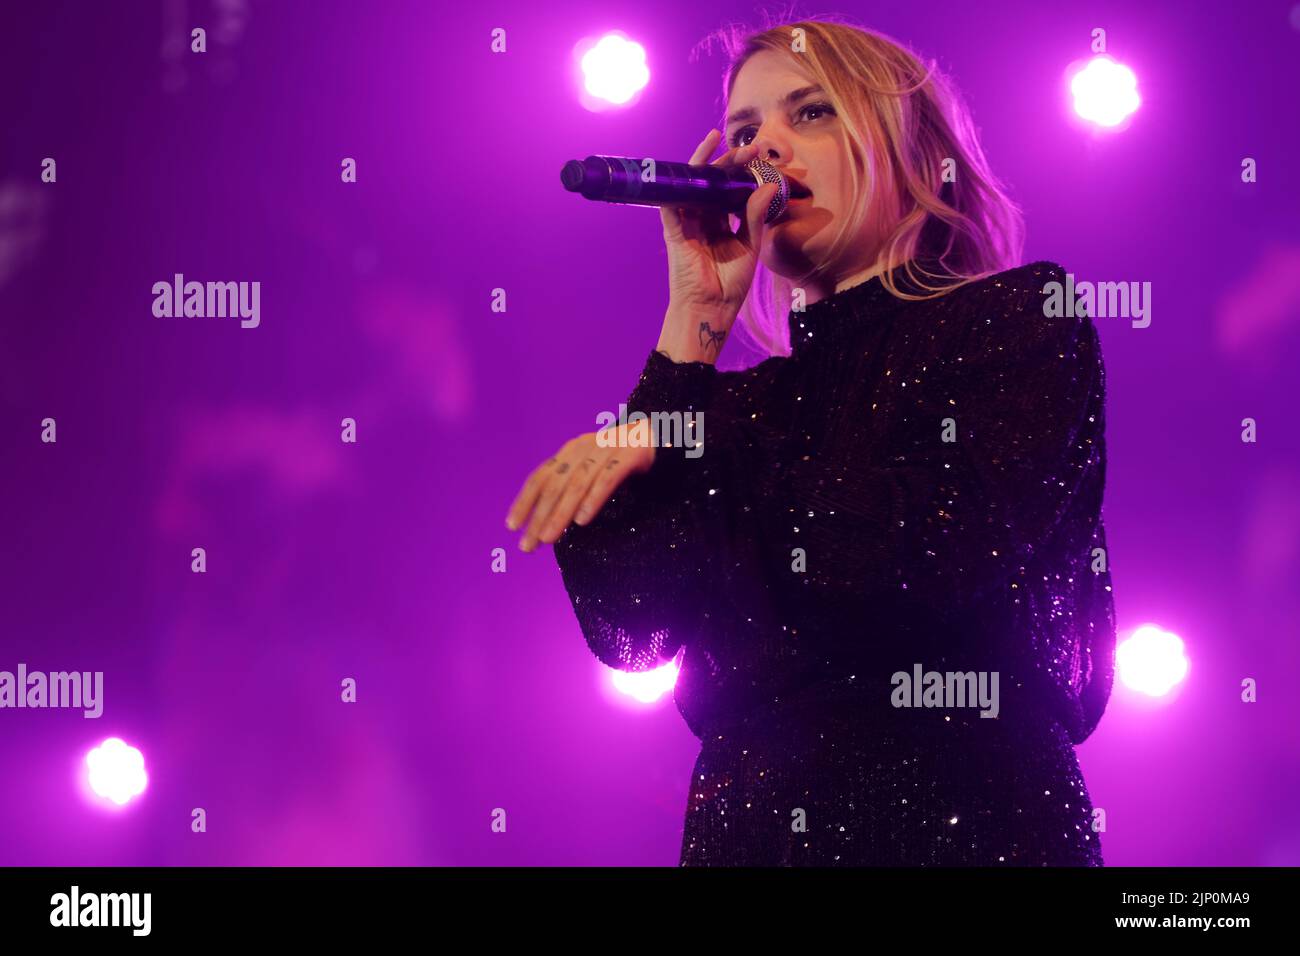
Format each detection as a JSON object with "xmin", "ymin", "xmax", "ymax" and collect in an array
[{"xmin": 732, "ymin": 50, "xmax": 812, "ymax": 92}]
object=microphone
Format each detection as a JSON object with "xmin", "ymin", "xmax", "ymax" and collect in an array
[{"xmin": 560, "ymin": 155, "xmax": 792, "ymax": 224}]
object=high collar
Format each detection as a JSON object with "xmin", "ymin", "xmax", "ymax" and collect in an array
[{"xmin": 786, "ymin": 259, "xmax": 943, "ymax": 354}]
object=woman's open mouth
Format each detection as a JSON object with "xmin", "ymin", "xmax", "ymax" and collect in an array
[{"xmin": 786, "ymin": 176, "xmax": 813, "ymax": 200}]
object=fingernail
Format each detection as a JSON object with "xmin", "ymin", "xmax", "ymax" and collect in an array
[
  {"xmin": 505, "ymin": 517, "xmax": 516, "ymax": 530},
  {"xmin": 575, "ymin": 508, "xmax": 590, "ymax": 524}
]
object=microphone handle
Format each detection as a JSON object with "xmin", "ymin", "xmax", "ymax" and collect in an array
[{"xmin": 560, "ymin": 155, "xmax": 789, "ymax": 222}]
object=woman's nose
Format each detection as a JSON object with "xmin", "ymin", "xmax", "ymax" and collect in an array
[{"xmin": 750, "ymin": 126, "xmax": 790, "ymax": 163}]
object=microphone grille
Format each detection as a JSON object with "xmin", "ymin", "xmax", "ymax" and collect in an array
[{"xmin": 746, "ymin": 159, "xmax": 789, "ymax": 224}]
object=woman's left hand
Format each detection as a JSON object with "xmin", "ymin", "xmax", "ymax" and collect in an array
[{"xmin": 505, "ymin": 418, "xmax": 656, "ymax": 552}]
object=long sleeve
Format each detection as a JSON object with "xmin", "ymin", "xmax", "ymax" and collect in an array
[
  {"xmin": 785, "ymin": 278, "xmax": 1107, "ymax": 616},
  {"xmin": 554, "ymin": 262, "xmax": 1116, "ymax": 744},
  {"xmin": 780, "ymin": 266, "xmax": 1115, "ymax": 739},
  {"xmin": 555, "ymin": 263, "xmax": 1117, "ymax": 863},
  {"xmin": 553, "ymin": 348, "xmax": 790, "ymax": 672}
]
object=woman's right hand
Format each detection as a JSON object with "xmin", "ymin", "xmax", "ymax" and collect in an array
[
  {"xmin": 505, "ymin": 418, "xmax": 657, "ymax": 553},
  {"xmin": 658, "ymin": 130, "xmax": 779, "ymax": 363}
]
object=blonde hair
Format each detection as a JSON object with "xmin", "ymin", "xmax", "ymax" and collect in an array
[{"xmin": 695, "ymin": 13, "xmax": 1025, "ymax": 357}]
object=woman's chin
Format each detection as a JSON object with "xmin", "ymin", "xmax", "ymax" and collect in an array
[{"xmin": 763, "ymin": 225, "xmax": 826, "ymax": 275}]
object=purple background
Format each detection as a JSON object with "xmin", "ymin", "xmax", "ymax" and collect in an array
[{"xmin": 1, "ymin": 0, "xmax": 1298, "ymax": 866}]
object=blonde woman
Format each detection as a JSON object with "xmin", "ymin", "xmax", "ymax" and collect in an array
[{"xmin": 506, "ymin": 17, "xmax": 1115, "ymax": 866}]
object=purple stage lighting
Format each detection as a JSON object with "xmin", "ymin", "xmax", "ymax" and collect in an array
[
  {"xmin": 610, "ymin": 658, "xmax": 680, "ymax": 704},
  {"xmin": 1069, "ymin": 55, "xmax": 1140, "ymax": 128},
  {"xmin": 1117, "ymin": 625, "xmax": 1189, "ymax": 698},
  {"xmin": 574, "ymin": 32, "xmax": 650, "ymax": 110},
  {"xmin": 85, "ymin": 738, "xmax": 148, "ymax": 808}
]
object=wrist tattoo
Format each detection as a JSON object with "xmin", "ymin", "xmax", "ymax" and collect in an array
[{"xmin": 698, "ymin": 321, "xmax": 727, "ymax": 353}]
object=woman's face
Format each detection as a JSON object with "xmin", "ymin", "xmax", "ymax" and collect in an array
[{"xmin": 725, "ymin": 49, "xmax": 885, "ymax": 291}]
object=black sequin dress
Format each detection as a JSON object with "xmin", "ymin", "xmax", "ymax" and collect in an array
[{"xmin": 554, "ymin": 261, "xmax": 1116, "ymax": 866}]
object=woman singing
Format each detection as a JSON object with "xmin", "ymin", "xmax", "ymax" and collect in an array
[{"xmin": 505, "ymin": 18, "xmax": 1116, "ymax": 866}]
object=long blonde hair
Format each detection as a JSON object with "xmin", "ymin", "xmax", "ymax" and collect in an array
[{"xmin": 696, "ymin": 14, "xmax": 1025, "ymax": 357}]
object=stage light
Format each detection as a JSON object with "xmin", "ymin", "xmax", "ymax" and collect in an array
[
  {"xmin": 1069, "ymin": 55, "xmax": 1140, "ymax": 128},
  {"xmin": 574, "ymin": 32, "xmax": 649, "ymax": 111},
  {"xmin": 1117, "ymin": 624, "xmax": 1189, "ymax": 697},
  {"xmin": 610, "ymin": 658, "xmax": 679, "ymax": 704},
  {"xmin": 85, "ymin": 737, "xmax": 148, "ymax": 807}
]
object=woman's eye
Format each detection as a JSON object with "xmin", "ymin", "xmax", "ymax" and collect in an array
[
  {"xmin": 800, "ymin": 102, "xmax": 835, "ymax": 123},
  {"xmin": 730, "ymin": 129, "xmax": 755, "ymax": 148},
  {"xmin": 728, "ymin": 102, "xmax": 836, "ymax": 148}
]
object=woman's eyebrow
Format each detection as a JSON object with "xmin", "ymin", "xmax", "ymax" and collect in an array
[{"xmin": 726, "ymin": 84, "xmax": 825, "ymax": 128}]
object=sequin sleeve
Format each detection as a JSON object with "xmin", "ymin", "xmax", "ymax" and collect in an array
[
  {"xmin": 553, "ymin": 348, "xmax": 789, "ymax": 672},
  {"xmin": 791, "ymin": 276, "xmax": 1106, "ymax": 607},
  {"xmin": 786, "ymin": 268, "xmax": 1113, "ymax": 737}
]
